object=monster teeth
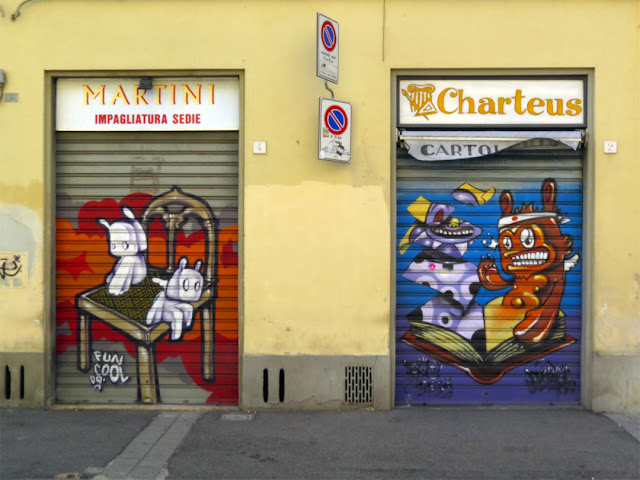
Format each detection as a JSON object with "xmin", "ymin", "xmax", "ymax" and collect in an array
[
  {"xmin": 512, "ymin": 251, "xmax": 549, "ymax": 266},
  {"xmin": 433, "ymin": 228, "xmax": 473, "ymax": 237}
]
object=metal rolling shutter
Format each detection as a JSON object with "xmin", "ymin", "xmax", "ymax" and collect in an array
[
  {"xmin": 55, "ymin": 132, "xmax": 239, "ymax": 405},
  {"xmin": 395, "ymin": 146, "xmax": 583, "ymax": 405}
]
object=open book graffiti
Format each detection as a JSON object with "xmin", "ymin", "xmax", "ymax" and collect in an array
[{"xmin": 399, "ymin": 179, "xmax": 580, "ymax": 384}]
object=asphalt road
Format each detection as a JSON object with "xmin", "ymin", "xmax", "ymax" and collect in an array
[{"xmin": 1, "ymin": 407, "xmax": 638, "ymax": 480}]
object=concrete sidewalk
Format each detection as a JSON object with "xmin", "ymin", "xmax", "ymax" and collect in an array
[{"xmin": 1, "ymin": 407, "xmax": 638, "ymax": 480}]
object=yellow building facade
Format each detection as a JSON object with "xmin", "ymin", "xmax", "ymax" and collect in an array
[{"xmin": 0, "ymin": 0, "xmax": 638, "ymax": 411}]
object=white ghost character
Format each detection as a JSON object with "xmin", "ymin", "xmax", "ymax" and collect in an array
[
  {"xmin": 146, "ymin": 257, "xmax": 204, "ymax": 341},
  {"xmin": 98, "ymin": 206, "xmax": 147, "ymax": 296}
]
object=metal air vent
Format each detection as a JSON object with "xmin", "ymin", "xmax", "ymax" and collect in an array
[{"xmin": 344, "ymin": 366, "xmax": 373, "ymax": 404}]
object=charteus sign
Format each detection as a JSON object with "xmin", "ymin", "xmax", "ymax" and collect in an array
[{"xmin": 398, "ymin": 77, "xmax": 586, "ymax": 128}]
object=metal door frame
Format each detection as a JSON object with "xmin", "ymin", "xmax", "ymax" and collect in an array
[
  {"xmin": 389, "ymin": 68, "xmax": 595, "ymax": 408},
  {"xmin": 44, "ymin": 70, "xmax": 245, "ymax": 408}
]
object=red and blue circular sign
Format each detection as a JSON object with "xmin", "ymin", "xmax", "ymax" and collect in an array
[
  {"xmin": 321, "ymin": 21, "xmax": 337, "ymax": 52},
  {"xmin": 324, "ymin": 105, "xmax": 348, "ymax": 135}
]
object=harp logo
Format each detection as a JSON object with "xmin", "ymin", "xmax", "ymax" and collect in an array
[{"xmin": 402, "ymin": 84, "xmax": 437, "ymax": 120}]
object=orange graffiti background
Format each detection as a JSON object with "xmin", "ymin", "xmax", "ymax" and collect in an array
[{"xmin": 56, "ymin": 193, "xmax": 238, "ymax": 404}]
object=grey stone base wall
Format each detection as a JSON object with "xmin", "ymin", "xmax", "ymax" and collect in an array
[
  {"xmin": 591, "ymin": 354, "xmax": 640, "ymax": 413},
  {"xmin": 241, "ymin": 355, "xmax": 391, "ymax": 410},
  {"xmin": 0, "ymin": 352, "xmax": 45, "ymax": 408},
  {"xmin": 3, "ymin": 350, "xmax": 636, "ymax": 412}
]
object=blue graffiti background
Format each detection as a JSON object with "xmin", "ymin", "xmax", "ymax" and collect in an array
[{"xmin": 395, "ymin": 177, "xmax": 582, "ymax": 405}]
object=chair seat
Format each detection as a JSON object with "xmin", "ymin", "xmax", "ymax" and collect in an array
[{"xmin": 77, "ymin": 273, "xmax": 169, "ymax": 343}]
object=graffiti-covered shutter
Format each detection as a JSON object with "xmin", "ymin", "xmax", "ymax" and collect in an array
[
  {"xmin": 55, "ymin": 132, "xmax": 239, "ymax": 405},
  {"xmin": 395, "ymin": 145, "xmax": 583, "ymax": 405}
]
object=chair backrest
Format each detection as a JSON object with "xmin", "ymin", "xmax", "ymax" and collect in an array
[{"xmin": 141, "ymin": 186, "xmax": 218, "ymax": 284}]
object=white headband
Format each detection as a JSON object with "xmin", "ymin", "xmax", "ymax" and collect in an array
[{"xmin": 498, "ymin": 211, "xmax": 557, "ymax": 230}]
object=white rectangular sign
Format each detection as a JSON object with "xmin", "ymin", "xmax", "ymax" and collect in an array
[
  {"xmin": 399, "ymin": 78, "xmax": 585, "ymax": 127},
  {"xmin": 317, "ymin": 14, "xmax": 339, "ymax": 84},
  {"xmin": 56, "ymin": 77, "xmax": 239, "ymax": 131},
  {"xmin": 319, "ymin": 98, "xmax": 351, "ymax": 163}
]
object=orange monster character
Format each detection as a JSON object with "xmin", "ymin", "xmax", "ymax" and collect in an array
[{"xmin": 478, "ymin": 179, "xmax": 579, "ymax": 344}]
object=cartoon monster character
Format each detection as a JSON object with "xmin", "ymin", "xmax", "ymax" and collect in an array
[
  {"xmin": 400, "ymin": 199, "xmax": 483, "ymax": 259},
  {"xmin": 98, "ymin": 206, "xmax": 147, "ymax": 296},
  {"xmin": 146, "ymin": 257, "xmax": 204, "ymax": 341},
  {"xmin": 478, "ymin": 179, "xmax": 579, "ymax": 344}
]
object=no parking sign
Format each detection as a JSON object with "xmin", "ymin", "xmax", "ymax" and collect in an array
[
  {"xmin": 317, "ymin": 13, "xmax": 339, "ymax": 83},
  {"xmin": 319, "ymin": 98, "xmax": 351, "ymax": 162}
]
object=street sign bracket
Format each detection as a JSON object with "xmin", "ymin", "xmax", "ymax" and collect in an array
[{"xmin": 324, "ymin": 80, "xmax": 335, "ymax": 99}]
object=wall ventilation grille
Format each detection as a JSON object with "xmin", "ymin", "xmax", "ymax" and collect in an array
[
  {"xmin": 2, "ymin": 363, "xmax": 25, "ymax": 403},
  {"xmin": 344, "ymin": 366, "xmax": 373, "ymax": 404}
]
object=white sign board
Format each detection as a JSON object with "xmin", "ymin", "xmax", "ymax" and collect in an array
[
  {"xmin": 399, "ymin": 78, "xmax": 585, "ymax": 127},
  {"xmin": 317, "ymin": 14, "xmax": 339, "ymax": 84},
  {"xmin": 56, "ymin": 77, "xmax": 239, "ymax": 131},
  {"xmin": 319, "ymin": 98, "xmax": 351, "ymax": 162}
]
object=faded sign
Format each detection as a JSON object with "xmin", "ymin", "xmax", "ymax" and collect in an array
[{"xmin": 400, "ymin": 130, "xmax": 582, "ymax": 161}]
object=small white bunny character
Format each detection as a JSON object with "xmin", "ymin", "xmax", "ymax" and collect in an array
[
  {"xmin": 146, "ymin": 257, "xmax": 204, "ymax": 341},
  {"xmin": 98, "ymin": 206, "xmax": 147, "ymax": 296}
]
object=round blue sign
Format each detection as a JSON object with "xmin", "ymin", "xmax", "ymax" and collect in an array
[
  {"xmin": 321, "ymin": 21, "xmax": 337, "ymax": 52},
  {"xmin": 324, "ymin": 105, "xmax": 347, "ymax": 135}
]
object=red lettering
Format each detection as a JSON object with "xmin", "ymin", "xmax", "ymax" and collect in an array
[{"xmin": 172, "ymin": 113, "xmax": 202, "ymax": 124}]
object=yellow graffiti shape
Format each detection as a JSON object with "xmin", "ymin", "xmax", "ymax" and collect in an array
[
  {"xmin": 456, "ymin": 183, "xmax": 496, "ymax": 206},
  {"xmin": 407, "ymin": 195, "xmax": 432, "ymax": 222},
  {"xmin": 399, "ymin": 195, "xmax": 433, "ymax": 254}
]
